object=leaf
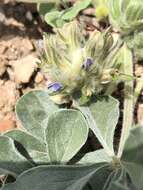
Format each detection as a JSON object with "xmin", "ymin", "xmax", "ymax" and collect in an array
[
  {"xmin": 62, "ymin": 0, "xmax": 92, "ymax": 21},
  {"xmin": 45, "ymin": 11, "xmax": 66, "ymax": 28},
  {"xmin": 5, "ymin": 109, "xmax": 88, "ymax": 164},
  {"xmin": 46, "ymin": 109, "xmax": 89, "ymax": 163},
  {"xmin": 5, "ymin": 130, "xmax": 48, "ymax": 164},
  {"xmin": 16, "ymin": 90, "xmax": 59, "ymax": 142},
  {"xmin": 0, "ymin": 136, "xmax": 32, "ymax": 176},
  {"xmin": 78, "ymin": 149, "xmax": 112, "ymax": 165},
  {"xmin": 78, "ymin": 96, "xmax": 119, "ymax": 156},
  {"xmin": 45, "ymin": 0, "xmax": 91, "ymax": 27},
  {"xmin": 1, "ymin": 164, "xmax": 113, "ymax": 190},
  {"xmin": 121, "ymin": 127, "xmax": 143, "ymax": 190}
]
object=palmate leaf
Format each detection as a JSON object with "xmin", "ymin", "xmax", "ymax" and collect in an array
[
  {"xmin": 78, "ymin": 96, "xmax": 119, "ymax": 157},
  {"xmin": 7, "ymin": 115, "xmax": 88, "ymax": 163},
  {"xmin": 0, "ymin": 90, "xmax": 89, "ymax": 176},
  {"xmin": 5, "ymin": 90, "xmax": 89, "ymax": 165}
]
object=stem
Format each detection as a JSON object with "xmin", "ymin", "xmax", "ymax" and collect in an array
[{"xmin": 117, "ymin": 46, "xmax": 134, "ymax": 158}]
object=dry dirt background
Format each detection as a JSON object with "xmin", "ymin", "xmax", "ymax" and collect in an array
[
  {"xmin": 0, "ymin": 0, "xmax": 143, "ymax": 132},
  {"xmin": 0, "ymin": 0, "xmax": 49, "ymax": 132}
]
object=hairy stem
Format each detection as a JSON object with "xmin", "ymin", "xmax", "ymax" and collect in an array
[{"xmin": 117, "ymin": 46, "xmax": 134, "ymax": 158}]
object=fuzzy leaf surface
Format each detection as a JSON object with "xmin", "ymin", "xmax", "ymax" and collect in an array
[
  {"xmin": 79, "ymin": 96, "xmax": 119, "ymax": 156},
  {"xmin": 1, "ymin": 164, "xmax": 113, "ymax": 190},
  {"xmin": 16, "ymin": 90, "xmax": 59, "ymax": 142},
  {"xmin": 6, "ymin": 108, "xmax": 89, "ymax": 164},
  {"xmin": 78, "ymin": 149, "xmax": 112, "ymax": 165},
  {"xmin": 0, "ymin": 136, "xmax": 32, "ymax": 176},
  {"xmin": 5, "ymin": 130, "xmax": 48, "ymax": 164},
  {"xmin": 46, "ymin": 109, "xmax": 89, "ymax": 163}
]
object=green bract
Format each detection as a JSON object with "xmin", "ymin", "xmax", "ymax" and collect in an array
[
  {"xmin": 108, "ymin": 0, "xmax": 143, "ymax": 60},
  {"xmin": 108, "ymin": 0, "xmax": 143, "ymax": 34},
  {"xmin": 40, "ymin": 22, "xmax": 123, "ymax": 103},
  {"xmin": 124, "ymin": 31, "xmax": 143, "ymax": 60}
]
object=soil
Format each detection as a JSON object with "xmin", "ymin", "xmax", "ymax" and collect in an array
[
  {"xmin": 0, "ymin": 0, "xmax": 143, "ymax": 133},
  {"xmin": 0, "ymin": 0, "xmax": 50, "ymax": 132}
]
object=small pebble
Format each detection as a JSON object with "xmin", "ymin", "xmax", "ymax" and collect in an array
[{"xmin": 35, "ymin": 72, "xmax": 44, "ymax": 84}]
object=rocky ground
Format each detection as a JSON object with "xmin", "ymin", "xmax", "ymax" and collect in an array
[
  {"xmin": 0, "ymin": 0, "xmax": 48, "ymax": 132},
  {"xmin": 0, "ymin": 0, "xmax": 143, "ymax": 133}
]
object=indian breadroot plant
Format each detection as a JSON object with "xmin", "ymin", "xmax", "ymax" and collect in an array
[
  {"xmin": 1, "ymin": 0, "xmax": 143, "ymax": 190},
  {"xmin": 0, "ymin": 89, "xmax": 142, "ymax": 190}
]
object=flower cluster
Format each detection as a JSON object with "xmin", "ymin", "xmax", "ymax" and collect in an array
[{"xmin": 40, "ymin": 22, "xmax": 122, "ymax": 103}]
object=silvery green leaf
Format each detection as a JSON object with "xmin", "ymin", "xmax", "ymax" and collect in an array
[
  {"xmin": 78, "ymin": 149, "xmax": 112, "ymax": 165},
  {"xmin": 1, "ymin": 164, "xmax": 112, "ymax": 190},
  {"xmin": 121, "ymin": 127, "xmax": 143, "ymax": 190},
  {"xmin": 5, "ymin": 109, "xmax": 88, "ymax": 164},
  {"xmin": 5, "ymin": 130, "xmax": 48, "ymax": 164},
  {"xmin": 45, "ymin": 0, "xmax": 91, "ymax": 27},
  {"xmin": 46, "ymin": 109, "xmax": 89, "ymax": 163},
  {"xmin": 45, "ymin": 11, "xmax": 65, "ymax": 28},
  {"xmin": 16, "ymin": 90, "xmax": 59, "ymax": 142},
  {"xmin": 78, "ymin": 96, "xmax": 119, "ymax": 156},
  {"xmin": 2, "ymin": 164, "xmax": 135, "ymax": 190},
  {"xmin": 0, "ymin": 136, "xmax": 33, "ymax": 176}
]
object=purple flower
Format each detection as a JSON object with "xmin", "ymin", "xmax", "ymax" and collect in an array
[
  {"xmin": 82, "ymin": 58, "xmax": 94, "ymax": 70},
  {"xmin": 48, "ymin": 82, "xmax": 62, "ymax": 92}
]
